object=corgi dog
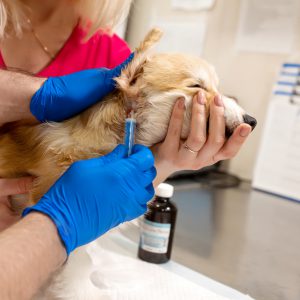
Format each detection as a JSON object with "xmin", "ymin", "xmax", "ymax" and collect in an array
[{"xmin": 0, "ymin": 28, "xmax": 256, "ymax": 299}]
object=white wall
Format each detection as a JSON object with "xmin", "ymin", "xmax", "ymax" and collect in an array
[
  {"xmin": 115, "ymin": 18, "xmax": 128, "ymax": 39},
  {"xmin": 126, "ymin": 0, "xmax": 300, "ymax": 180}
]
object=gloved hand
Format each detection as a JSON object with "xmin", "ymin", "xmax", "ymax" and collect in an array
[
  {"xmin": 22, "ymin": 144, "xmax": 156, "ymax": 255},
  {"xmin": 30, "ymin": 53, "xmax": 134, "ymax": 122}
]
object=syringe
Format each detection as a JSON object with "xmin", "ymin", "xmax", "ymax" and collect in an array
[{"xmin": 124, "ymin": 104, "xmax": 136, "ymax": 157}]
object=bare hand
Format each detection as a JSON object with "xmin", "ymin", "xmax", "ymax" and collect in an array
[
  {"xmin": 0, "ymin": 177, "xmax": 33, "ymax": 231},
  {"xmin": 152, "ymin": 92, "xmax": 252, "ymax": 186}
]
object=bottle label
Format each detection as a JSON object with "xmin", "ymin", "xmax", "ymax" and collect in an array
[{"xmin": 140, "ymin": 219, "xmax": 171, "ymax": 254}]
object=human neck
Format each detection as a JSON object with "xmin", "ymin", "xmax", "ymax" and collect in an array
[
  {"xmin": 22, "ymin": 0, "xmax": 77, "ymax": 26},
  {"xmin": 22, "ymin": 0, "xmax": 60, "ymax": 18},
  {"xmin": 0, "ymin": 0, "xmax": 78, "ymax": 74}
]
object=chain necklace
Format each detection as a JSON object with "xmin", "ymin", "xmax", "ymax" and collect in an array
[{"xmin": 26, "ymin": 18, "xmax": 55, "ymax": 59}]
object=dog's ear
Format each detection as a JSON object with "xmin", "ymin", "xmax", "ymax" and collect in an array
[{"xmin": 115, "ymin": 28, "xmax": 163, "ymax": 100}]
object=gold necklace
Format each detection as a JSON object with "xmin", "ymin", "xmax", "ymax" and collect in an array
[{"xmin": 26, "ymin": 18, "xmax": 55, "ymax": 59}]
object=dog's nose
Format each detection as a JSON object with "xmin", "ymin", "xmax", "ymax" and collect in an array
[{"xmin": 243, "ymin": 114, "xmax": 257, "ymax": 130}]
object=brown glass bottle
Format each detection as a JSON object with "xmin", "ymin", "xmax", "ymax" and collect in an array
[{"xmin": 138, "ymin": 183, "xmax": 177, "ymax": 264}]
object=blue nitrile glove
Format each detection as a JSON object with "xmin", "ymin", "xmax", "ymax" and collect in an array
[
  {"xmin": 22, "ymin": 144, "xmax": 156, "ymax": 255},
  {"xmin": 30, "ymin": 53, "xmax": 134, "ymax": 122}
]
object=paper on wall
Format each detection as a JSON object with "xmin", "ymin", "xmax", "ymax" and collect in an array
[
  {"xmin": 150, "ymin": 17, "xmax": 207, "ymax": 56},
  {"xmin": 235, "ymin": 0, "xmax": 299, "ymax": 54},
  {"xmin": 253, "ymin": 63, "xmax": 300, "ymax": 202},
  {"xmin": 172, "ymin": 0, "xmax": 216, "ymax": 11}
]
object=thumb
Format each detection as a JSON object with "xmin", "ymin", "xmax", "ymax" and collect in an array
[
  {"xmin": 0, "ymin": 177, "xmax": 33, "ymax": 197},
  {"xmin": 102, "ymin": 53, "xmax": 135, "ymax": 96},
  {"xmin": 128, "ymin": 144, "xmax": 155, "ymax": 172},
  {"xmin": 101, "ymin": 144, "xmax": 127, "ymax": 165},
  {"xmin": 73, "ymin": 145, "xmax": 128, "ymax": 169},
  {"xmin": 109, "ymin": 53, "xmax": 135, "ymax": 79}
]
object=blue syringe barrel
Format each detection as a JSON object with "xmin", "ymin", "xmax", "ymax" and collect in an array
[{"xmin": 124, "ymin": 118, "xmax": 136, "ymax": 157}]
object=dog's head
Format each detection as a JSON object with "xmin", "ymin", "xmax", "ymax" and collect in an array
[{"xmin": 115, "ymin": 29, "xmax": 256, "ymax": 146}]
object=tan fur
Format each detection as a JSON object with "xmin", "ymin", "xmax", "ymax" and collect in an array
[{"xmin": 0, "ymin": 28, "xmax": 245, "ymax": 208}]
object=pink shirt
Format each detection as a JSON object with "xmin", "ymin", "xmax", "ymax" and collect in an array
[{"xmin": 0, "ymin": 25, "xmax": 131, "ymax": 77}]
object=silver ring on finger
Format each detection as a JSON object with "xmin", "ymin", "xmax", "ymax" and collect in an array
[{"xmin": 183, "ymin": 143, "xmax": 199, "ymax": 154}]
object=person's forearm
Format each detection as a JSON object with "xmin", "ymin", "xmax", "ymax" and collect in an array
[
  {"xmin": 0, "ymin": 70, "xmax": 45, "ymax": 125},
  {"xmin": 0, "ymin": 212, "xmax": 66, "ymax": 300}
]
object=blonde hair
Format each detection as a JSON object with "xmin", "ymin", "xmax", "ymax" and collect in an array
[
  {"xmin": 0, "ymin": 0, "xmax": 24, "ymax": 38},
  {"xmin": 0, "ymin": 0, "xmax": 133, "ymax": 40}
]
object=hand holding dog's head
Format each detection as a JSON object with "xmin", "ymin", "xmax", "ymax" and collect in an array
[{"xmin": 115, "ymin": 28, "xmax": 256, "ymax": 146}]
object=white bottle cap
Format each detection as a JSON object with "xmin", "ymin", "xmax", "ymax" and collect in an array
[{"xmin": 155, "ymin": 183, "xmax": 174, "ymax": 198}]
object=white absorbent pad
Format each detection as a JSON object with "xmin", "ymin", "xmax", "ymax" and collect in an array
[
  {"xmin": 38, "ymin": 236, "xmax": 254, "ymax": 300},
  {"xmin": 67, "ymin": 242, "xmax": 241, "ymax": 300}
]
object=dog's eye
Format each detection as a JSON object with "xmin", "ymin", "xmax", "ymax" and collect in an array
[{"xmin": 188, "ymin": 84, "xmax": 207, "ymax": 91}]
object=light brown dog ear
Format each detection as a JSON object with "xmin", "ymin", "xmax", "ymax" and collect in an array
[{"xmin": 115, "ymin": 28, "xmax": 163, "ymax": 100}]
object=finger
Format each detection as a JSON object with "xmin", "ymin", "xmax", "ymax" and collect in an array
[
  {"xmin": 0, "ymin": 198, "xmax": 21, "ymax": 231},
  {"xmin": 0, "ymin": 177, "xmax": 33, "ymax": 197},
  {"xmin": 124, "ymin": 202, "xmax": 147, "ymax": 221},
  {"xmin": 100, "ymin": 144, "xmax": 127, "ymax": 164},
  {"xmin": 197, "ymin": 95, "xmax": 225, "ymax": 161},
  {"xmin": 111, "ymin": 52, "xmax": 135, "ymax": 79},
  {"xmin": 164, "ymin": 98, "xmax": 186, "ymax": 150},
  {"xmin": 77, "ymin": 145, "xmax": 127, "ymax": 168},
  {"xmin": 213, "ymin": 124, "xmax": 252, "ymax": 161},
  {"xmin": 140, "ymin": 167, "xmax": 157, "ymax": 187},
  {"xmin": 129, "ymin": 145, "xmax": 155, "ymax": 171},
  {"xmin": 137, "ymin": 184, "xmax": 155, "ymax": 205},
  {"xmin": 182, "ymin": 92, "xmax": 207, "ymax": 157},
  {"xmin": 145, "ymin": 183, "xmax": 155, "ymax": 199}
]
